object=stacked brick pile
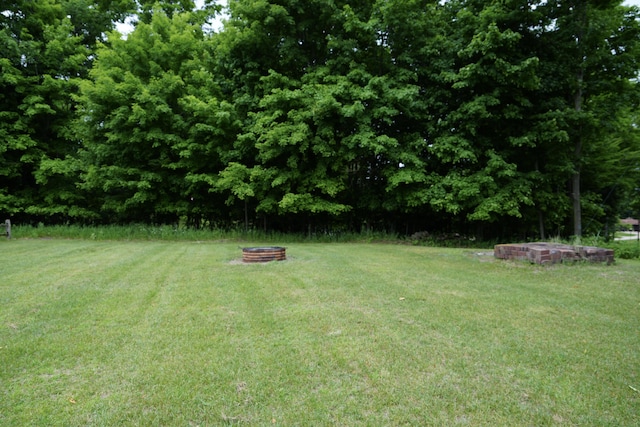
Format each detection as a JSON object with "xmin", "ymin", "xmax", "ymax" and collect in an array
[{"xmin": 494, "ymin": 242, "xmax": 614, "ymax": 265}]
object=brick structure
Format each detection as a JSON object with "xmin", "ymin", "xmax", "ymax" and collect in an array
[{"xmin": 494, "ymin": 242, "xmax": 614, "ymax": 265}]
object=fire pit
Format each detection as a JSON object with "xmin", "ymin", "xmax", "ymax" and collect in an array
[
  {"xmin": 242, "ymin": 247, "xmax": 286, "ymax": 263},
  {"xmin": 494, "ymin": 242, "xmax": 614, "ymax": 265}
]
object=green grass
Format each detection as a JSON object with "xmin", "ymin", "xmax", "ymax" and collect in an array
[
  {"xmin": 608, "ymin": 239, "xmax": 640, "ymax": 259},
  {"xmin": 1, "ymin": 239, "xmax": 639, "ymax": 425},
  {"xmin": 10, "ymin": 224, "xmax": 405, "ymax": 245}
]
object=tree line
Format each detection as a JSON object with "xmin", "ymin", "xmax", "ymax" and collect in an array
[{"xmin": 2, "ymin": 0, "xmax": 640, "ymax": 239}]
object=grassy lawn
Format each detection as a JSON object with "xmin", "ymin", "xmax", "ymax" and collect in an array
[{"xmin": 1, "ymin": 239, "xmax": 639, "ymax": 426}]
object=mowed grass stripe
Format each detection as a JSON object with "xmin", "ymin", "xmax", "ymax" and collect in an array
[{"xmin": 1, "ymin": 240, "xmax": 639, "ymax": 425}]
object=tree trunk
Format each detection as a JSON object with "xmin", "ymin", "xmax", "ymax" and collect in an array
[
  {"xmin": 573, "ymin": 79, "xmax": 584, "ymax": 238},
  {"xmin": 244, "ymin": 200, "xmax": 248, "ymax": 231},
  {"xmin": 572, "ymin": 1, "xmax": 587, "ymax": 238},
  {"xmin": 572, "ymin": 169, "xmax": 582, "ymax": 237},
  {"xmin": 538, "ymin": 210, "xmax": 545, "ymax": 240}
]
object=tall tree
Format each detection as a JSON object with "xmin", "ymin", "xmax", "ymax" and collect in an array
[
  {"xmin": 0, "ymin": 0, "xmax": 113, "ymax": 222},
  {"xmin": 76, "ymin": 7, "xmax": 237, "ymax": 224},
  {"xmin": 213, "ymin": 0, "xmax": 371, "ymax": 228},
  {"xmin": 213, "ymin": 0, "xmax": 432, "ymax": 231},
  {"xmin": 535, "ymin": 0, "xmax": 640, "ymax": 236},
  {"xmin": 406, "ymin": 0, "xmax": 542, "ymax": 236}
]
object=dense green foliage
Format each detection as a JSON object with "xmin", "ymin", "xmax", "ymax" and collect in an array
[{"xmin": 2, "ymin": 0, "xmax": 640, "ymax": 238}]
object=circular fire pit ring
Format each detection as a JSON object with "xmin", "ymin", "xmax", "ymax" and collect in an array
[{"xmin": 242, "ymin": 246, "xmax": 286, "ymax": 263}]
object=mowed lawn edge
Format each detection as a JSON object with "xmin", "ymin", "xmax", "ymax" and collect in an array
[{"xmin": 1, "ymin": 239, "xmax": 639, "ymax": 426}]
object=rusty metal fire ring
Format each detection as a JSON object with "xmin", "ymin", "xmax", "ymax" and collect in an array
[{"xmin": 242, "ymin": 246, "xmax": 286, "ymax": 263}]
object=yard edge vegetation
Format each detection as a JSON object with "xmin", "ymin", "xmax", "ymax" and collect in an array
[{"xmin": 2, "ymin": 0, "xmax": 640, "ymax": 240}]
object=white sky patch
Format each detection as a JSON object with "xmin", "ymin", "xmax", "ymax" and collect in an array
[
  {"xmin": 113, "ymin": 0, "xmax": 639, "ymax": 37},
  {"xmin": 115, "ymin": 0, "xmax": 226, "ymax": 37}
]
